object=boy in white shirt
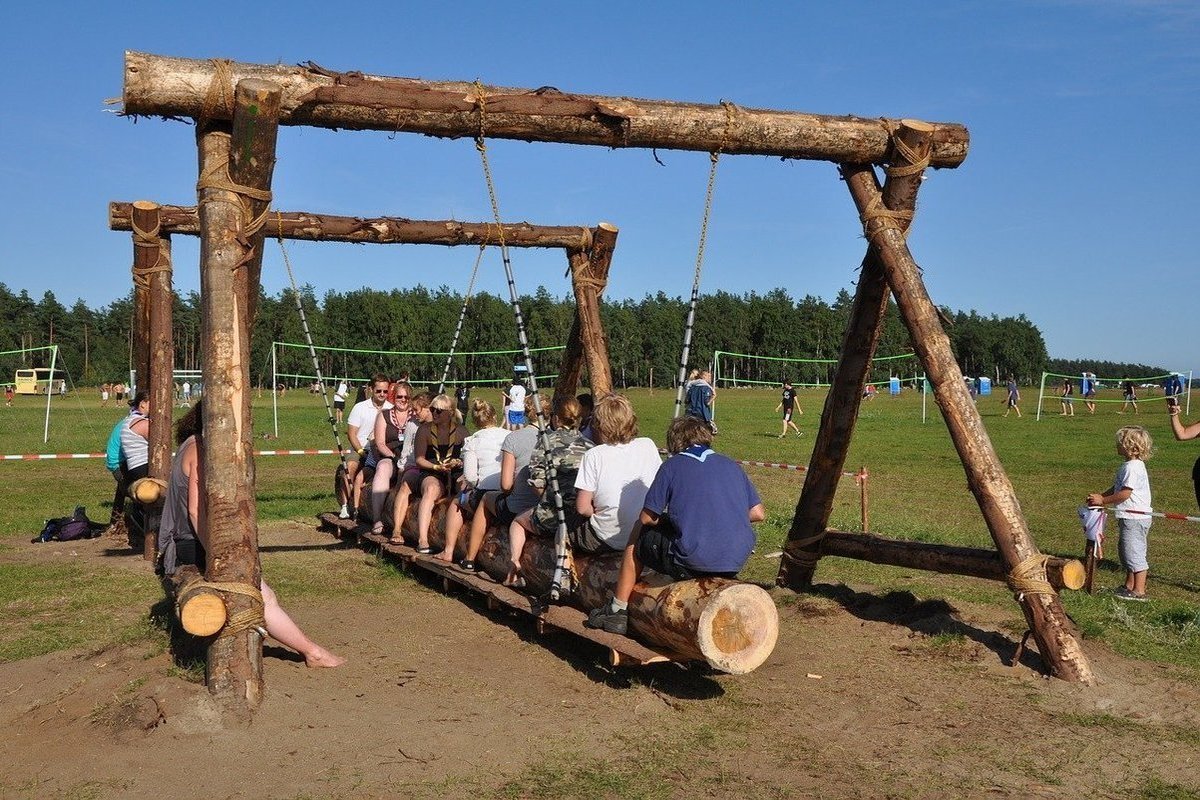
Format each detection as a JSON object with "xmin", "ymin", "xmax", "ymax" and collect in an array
[{"xmin": 1086, "ymin": 426, "xmax": 1153, "ymax": 601}]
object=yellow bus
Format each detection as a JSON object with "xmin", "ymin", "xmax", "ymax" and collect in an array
[{"xmin": 14, "ymin": 368, "xmax": 63, "ymax": 395}]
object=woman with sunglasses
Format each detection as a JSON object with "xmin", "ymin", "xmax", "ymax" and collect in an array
[
  {"xmin": 368, "ymin": 381, "xmax": 413, "ymax": 534},
  {"xmin": 412, "ymin": 394, "xmax": 468, "ymax": 553}
]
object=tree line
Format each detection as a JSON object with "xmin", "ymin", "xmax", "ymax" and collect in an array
[{"xmin": 0, "ymin": 281, "xmax": 1168, "ymax": 390}]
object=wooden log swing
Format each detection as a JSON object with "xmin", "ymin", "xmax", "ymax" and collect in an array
[{"xmin": 119, "ymin": 52, "xmax": 1094, "ymax": 702}]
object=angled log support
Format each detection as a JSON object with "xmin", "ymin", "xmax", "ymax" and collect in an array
[
  {"xmin": 841, "ymin": 164, "xmax": 1094, "ymax": 684},
  {"xmin": 196, "ymin": 78, "xmax": 282, "ymax": 714},
  {"xmin": 779, "ymin": 121, "xmax": 932, "ymax": 589},
  {"xmin": 557, "ymin": 223, "xmax": 618, "ymax": 397}
]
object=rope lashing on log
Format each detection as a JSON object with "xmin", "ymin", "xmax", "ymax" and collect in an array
[
  {"xmin": 880, "ymin": 119, "xmax": 933, "ymax": 179},
  {"xmin": 785, "ymin": 533, "xmax": 825, "ymax": 568},
  {"xmin": 1006, "ymin": 553, "xmax": 1056, "ymax": 599},
  {"xmin": 195, "ymin": 149, "xmax": 273, "ymax": 268},
  {"xmin": 130, "ymin": 216, "xmax": 172, "ymax": 288},
  {"xmin": 175, "ymin": 577, "xmax": 266, "ymax": 638},
  {"xmin": 200, "ymin": 58, "xmax": 236, "ymax": 122},
  {"xmin": 208, "ymin": 581, "xmax": 265, "ymax": 637}
]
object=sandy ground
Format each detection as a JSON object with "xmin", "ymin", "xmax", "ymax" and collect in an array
[{"xmin": 2, "ymin": 522, "xmax": 1199, "ymax": 799}]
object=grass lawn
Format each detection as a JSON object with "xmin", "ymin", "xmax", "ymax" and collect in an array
[{"xmin": 1, "ymin": 384, "xmax": 1198, "ymax": 675}]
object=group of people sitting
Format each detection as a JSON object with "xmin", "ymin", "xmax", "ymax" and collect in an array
[{"xmin": 335, "ymin": 372, "xmax": 765, "ymax": 635}]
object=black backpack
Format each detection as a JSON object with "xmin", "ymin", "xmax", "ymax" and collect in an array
[{"xmin": 32, "ymin": 507, "xmax": 100, "ymax": 543}]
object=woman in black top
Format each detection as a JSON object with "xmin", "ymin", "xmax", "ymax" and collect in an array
[{"xmin": 412, "ymin": 394, "xmax": 467, "ymax": 553}]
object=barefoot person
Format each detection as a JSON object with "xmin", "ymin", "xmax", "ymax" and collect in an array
[
  {"xmin": 774, "ymin": 379, "xmax": 803, "ymax": 437},
  {"xmin": 158, "ymin": 402, "xmax": 345, "ymax": 667}
]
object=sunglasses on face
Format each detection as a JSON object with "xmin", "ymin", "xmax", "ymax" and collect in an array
[
  {"xmin": 394, "ymin": 394, "xmax": 410, "ymax": 401},
  {"xmin": 431, "ymin": 407, "xmax": 446, "ymax": 415},
  {"xmin": 374, "ymin": 388, "xmax": 389, "ymax": 394}
]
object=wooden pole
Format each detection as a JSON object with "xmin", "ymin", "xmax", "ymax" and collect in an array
[
  {"xmin": 819, "ymin": 530, "xmax": 1086, "ymax": 591},
  {"xmin": 568, "ymin": 222, "xmax": 617, "ymax": 397},
  {"xmin": 778, "ymin": 121, "xmax": 932, "ymax": 589},
  {"xmin": 196, "ymin": 78, "xmax": 282, "ymax": 714},
  {"xmin": 841, "ymin": 164, "xmax": 1095, "ymax": 684},
  {"xmin": 130, "ymin": 201, "xmax": 165, "ymax": 560},
  {"xmin": 111, "ymin": 203, "xmax": 597, "ymax": 250},
  {"xmin": 122, "ymin": 52, "xmax": 969, "ymax": 168},
  {"xmin": 553, "ymin": 262, "xmax": 587, "ymax": 399}
]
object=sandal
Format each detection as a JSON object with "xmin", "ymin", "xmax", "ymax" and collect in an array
[
  {"xmin": 370, "ymin": 522, "xmax": 384, "ymax": 535},
  {"xmin": 416, "ymin": 546, "xmax": 434, "ymax": 555},
  {"xmin": 457, "ymin": 559, "xmax": 477, "ymax": 573}
]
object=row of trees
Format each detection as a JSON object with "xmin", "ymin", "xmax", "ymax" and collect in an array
[{"xmin": 0, "ymin": 281, "xmax": 1163, "ymax": 390}]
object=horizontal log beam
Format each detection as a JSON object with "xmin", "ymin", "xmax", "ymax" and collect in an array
[
  {"xmin": 821, "ymin": 530, "xmax": 1085, "ymax": 592},
  {"xmin": 110, "ymin": 202, "xmax": 599, "ymax": 250},
  {"xmin": 123, "ymin": 52, "xmax": 969, "ymax": 168}
]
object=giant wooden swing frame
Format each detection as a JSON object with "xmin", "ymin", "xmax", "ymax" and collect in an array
[{"xmin": 119, "ymin": 52, "xmax": 1094, "ymax": 712}]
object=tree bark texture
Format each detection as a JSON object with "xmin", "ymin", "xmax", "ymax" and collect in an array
[
  {"xmin": 841, "ymin": 166, "xmax": 1095, "ymax": 685},
  {"xmin": 382, "ymin": 499, "xmax": 777, "ymax": 674},
  {"xmin": 555, "ymin": 223, "xmax": 618, "ymax": 397},
  {"xmin": 195, "ymin": 79, "xmax": 282, "ymax": 714},
  {"xmin": 778, "ymin": 121, "xmax": 932, "ymax": 589},
  {"xmin": 819, "ymin": 530, "xmax": 1086, "ymax": 592},
  {"xmin": 123, "ymin": 52, "xmax": 969, "ymax": 168},
  {"xmin": 130, "ymin": 201, "xmax": 163, "ymax": 561},
  {"xmin": 146, "ymin": 220, "xmax": 174, "ymax": 557},
  {"xmin": 111, "ymin": 202, "xmax": 599, "ymax": 251}
]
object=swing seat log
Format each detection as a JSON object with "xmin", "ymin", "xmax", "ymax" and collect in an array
[
  {"xmin": 169, "ymin": 565, "xmax": 228, "ymax": 637},
  {"xmin": 318, "ymin": 507, "xmax": 778, "ymax": 674},
  {"xmin": 319, "ymin": 513, "xmax": 683, "ymax": 668}
]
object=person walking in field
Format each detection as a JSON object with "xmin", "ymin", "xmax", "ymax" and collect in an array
[
  {"xmin": 775, "ymin": 380, "xmax": 803, "ymax": 437},
  {"xmin": 4, "ymin": 385, "xmax": 12, "ymax": 407},
  {"xmin": 1082, "ymin": 372, "xmax": 1097, "ymax": 414},
  {"xmin": 1086, "ymin": 426, "xmax": 1154, "ymax": 601},
  {"xmin": 1003, "ymin": 376, "xmax": 1021, "ymax": 418},
  {"xmin": 1120, "ymin": 378, "xmax": 1138, "ymax": 414}
]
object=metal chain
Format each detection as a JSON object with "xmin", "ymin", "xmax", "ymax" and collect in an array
[{"xmin": 673, "ymin": 151, "xmax": 720, "ymax": 418}]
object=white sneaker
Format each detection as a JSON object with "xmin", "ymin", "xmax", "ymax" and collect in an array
[{"xmin": 338, "ymin": 504, "xmax": 351, "ymax": 520}]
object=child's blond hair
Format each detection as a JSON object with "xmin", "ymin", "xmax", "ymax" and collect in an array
[{"xmin": 1116, "ymin": 426, "xmax": 1153, "ymax": 460}]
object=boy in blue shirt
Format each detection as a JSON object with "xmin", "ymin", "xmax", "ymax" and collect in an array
[{"xmin": 585, "ymin": 415, "xmax": 765, "ymax": 634}]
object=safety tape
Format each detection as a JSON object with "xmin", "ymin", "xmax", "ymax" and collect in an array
[
  {"xmin": 2, "ymin": 449, "xmax": 340, "ymax": 461},
  {"xmin": 1087, "ymin": 505, "xmax": 1200, "ymax": 525}
]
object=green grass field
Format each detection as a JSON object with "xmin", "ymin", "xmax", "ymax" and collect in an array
[{"xmin": 1, "ymin": 385, "xmax": 1198, "ymax": 674}]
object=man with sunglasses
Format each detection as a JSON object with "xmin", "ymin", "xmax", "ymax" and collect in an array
[{"xmin": 340, "ymin": 373, "xmax": 393, "ymax": 519}]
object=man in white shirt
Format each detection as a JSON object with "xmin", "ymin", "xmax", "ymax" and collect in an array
[{"xmin": 340, "ymin": 374, "xmax": 392, "ymax": 519}]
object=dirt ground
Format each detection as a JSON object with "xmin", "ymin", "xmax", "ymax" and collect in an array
[{"xmin": 2, "ymin": 522, "xmax": 1199, "ymax": 800}]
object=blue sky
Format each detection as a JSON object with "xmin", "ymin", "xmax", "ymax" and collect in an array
[{"xmin": 1, "ymin": 1, "xmax": 1196, "ymax": 372}]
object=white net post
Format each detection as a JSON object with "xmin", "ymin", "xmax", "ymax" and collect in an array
[
  {"xmin": 272, "ymin": 342, "xmax": 279, "ymax": 438},
  {"xmin": 42, "ymin": 345, "xmax": 58, "ymax": 443},
  {"xmin": 1036, "ymin": 371, "xmax": 1048, "ymax": 421}
]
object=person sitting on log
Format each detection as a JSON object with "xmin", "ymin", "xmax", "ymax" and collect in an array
[
  {"xmin": 571, "ymin": 394, "xmax": 662, "ymax": 561},
  {"xmin": 158, "ymin": 401, "xmax": 345, "ymax": 667},
  {"xmin": 411, "ymin": 393, "xmax": 468, "ymax": 554},
  {"xmin": 437, "ymin": 398, "xmax": 508, "ymax": 563},
  {"xmin": 505, "ymin": 395, "xmax": 594, "ymax": 587},
  {"xmin": 340, "ymin": 374, "xmax": 391, "ymax": 520},
  {"xmin": 388, "ymin": 392, "xmax": 433, "ymax": 544},
  {"xmin": 458, "ymin": 392, "xmax": 541, "ymax": 573},
  {"xmin": 586, "ymin": 415, "xmax": 765, "ymax": 635},
  {"xmin": 368, "ymin": 381, "xmax": 413, "ymax": 534}
]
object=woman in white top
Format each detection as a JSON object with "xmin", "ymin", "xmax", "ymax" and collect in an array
[{"xmin": 437, "ymin": 399, "xmax": 509, "ymax": 562}]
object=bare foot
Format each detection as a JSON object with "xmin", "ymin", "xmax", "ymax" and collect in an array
[{"xmin": 305, "ymin": 647, "xmax": 346, "ymax": 668}]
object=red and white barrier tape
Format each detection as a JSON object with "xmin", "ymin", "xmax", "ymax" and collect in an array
[
  {"xmin": 2, "ymin": 449, "xmax": 340, "ymax": 461},
  {"xmin": 1087, "ymin": 505, "xmax": 1200, "ymax": 524}
]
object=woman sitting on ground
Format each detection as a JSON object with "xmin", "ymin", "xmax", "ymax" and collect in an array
[
  {"xmin": 158, "ymin": 401, "xmax": 345, "ymax": 668},
  {"xmin": 506, "ymin": 395, "xmax": 593, "ymax": 587},
  {"xmin": 389, "ymin": 392, "xmax": 433, "ymax": 544},
  {"xmin": 368, "ymin": 381, "xmax": 413, "ymax": 534},
  {"xmin": 436, "ymin": 398, "xmax": 509, "ymax": 563},
  {"xmin": 459, "ymin": 392, "xmax": 541, "ymax": 573},
  {"xmin": 412, "ymin": 393, "xmax": 468, "ymax": 554}
]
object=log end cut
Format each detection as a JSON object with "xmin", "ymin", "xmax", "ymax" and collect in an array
[
  {"xmin": 178, "ymin": 590, "xmax": 226, "ymax": 637},
  {"xmin": 695, "ymin": 583, "xmax": 779, "ymax": 675}
]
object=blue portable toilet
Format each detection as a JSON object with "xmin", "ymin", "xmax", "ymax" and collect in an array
[
  {"xmin": 889, "ymin": 376, "xmax": 901, "ymax": 396},
  {"xmin": 979, "ymin": 376, "xmax": 992, "ymax": 396}
]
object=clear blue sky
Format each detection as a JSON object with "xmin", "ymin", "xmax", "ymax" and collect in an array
[{"xmin": 2, "ymin": 1, "xmax": 1196, "ymax": 372}]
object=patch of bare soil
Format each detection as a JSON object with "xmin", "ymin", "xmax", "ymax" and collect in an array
[{"xmin": 2, "ymin": 522, "xmax": 1199, "ymax": 799}]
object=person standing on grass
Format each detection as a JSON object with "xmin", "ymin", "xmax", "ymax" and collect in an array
[
  {"xmin": 1003, "ymin": 376, "xmax": 1021, "ymax": 418},
  {"xmin": 4, "ymin": 385, "xmax": 12, "ymax": 407},
  {"xmin": 1059, "ymin": 377, "xmax": 1075, "ymax": 416},
  {"xmin": 333, "ymin": 379, "xmax": 349, "ymax": 425},
  {"xmin": 1168, "ymin": 402, "xmax": 1200, "ymax": 511},
  {"xmin": 1086, "ymin": 426, "xmax": 1154, "ymax": 601},
  {"xmin": 774, "ymin": 380, "xmax": 803, "ymax": 437},
  {"xmin": 1082, "ymin": 372, "xmax": 1097, "ymax": 414},
  {"xmin": 685, "ymin": 370, "xmax": 717, "ymax": 434}
]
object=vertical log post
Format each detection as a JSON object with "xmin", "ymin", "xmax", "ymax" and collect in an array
[
  {"xmin": 566, "ymin": 222, "xmax": 618, "ymax": 398},
  {"xmin": 842, "ymin": 164, "xmax": 1095, "ymax": 684},
  {"xmin": 196, "ymin": 77, "xmax": 282, "ymax": 714},
  {"xmin": 778, "ymin": 121, "xmax": 932, "ymax": 588},
  {"xmin": 130, "ymin": 201, "xmax": 170, "ymax": 560},
  {"xmin": 146, "ymin": 224, "xmax": 174, "ymax": 518}
]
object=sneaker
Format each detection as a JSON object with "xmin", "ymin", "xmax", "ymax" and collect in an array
[
  {"xmin": 1113, "ymin": 587, "xmax": 1149, "ymax": 602},
  {"xmin": 338, "ymin": 504, "xmax": 351, "ymax": 520},
  {"xmin": 584, "ymin": 602, "xmax": 628, "ymax": 635},
  {"xmin": 796, "ymin": 431, "xmax": 804, "ymax": 437},
  {"xmin": 777, "ymin": 433, "xmax": 786, "ymax": 439}
]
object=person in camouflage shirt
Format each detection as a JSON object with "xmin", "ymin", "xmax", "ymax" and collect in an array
[{"xmin": 504, "ymin": 395, "xmax": 593, "ymax": 587}]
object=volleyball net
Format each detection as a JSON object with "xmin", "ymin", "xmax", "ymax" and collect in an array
[{"xmin": 1035, "ymin": 370, "xmax": 1192, "ymax": 420}]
